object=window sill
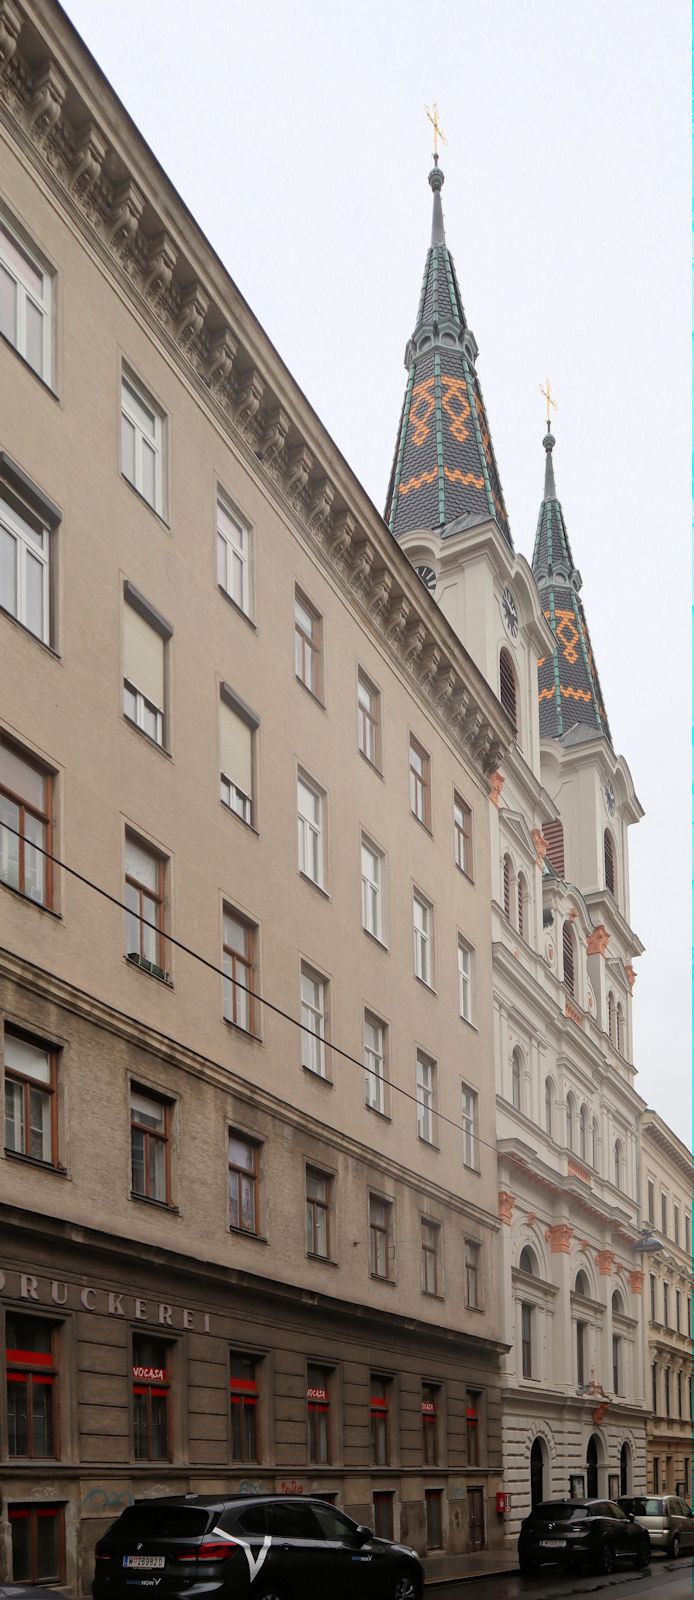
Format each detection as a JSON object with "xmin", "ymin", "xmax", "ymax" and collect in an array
[
  {"xmin": 455, "ymin": 864, "xmax": 475, "ymax": 885},
  {"xmin": 302, "ymin": 1064, "xmax": 333, "ymax": 1086},
  {"xmin": 230, "ymin": 1226, "xmax": 268, "ymax": 1244},
  {"xmin": 4, "ymin": 1147, "xmax": 66, "ymax": 1175},
  {"xmin": 357, "ymin": 749, "xmax": 383, "ymax": 779},
  {"xmin": 123, "ymin": 712, "xmax": 171, "ymax": 758},
  {"xmin": 459, "ymin": 1015, "xmax": 477, "ymax": 1033},
  {"xmin": 121, "ymin": 472, "xmax": 169, "ymax": 528},
  {"xmin": 223, "ymin": 1017, "xmax": 262, "ymax": 1043},
  {"xmin": 0, "ymin": 603, "xmax": 61, "ymax": 659},
  {"xmin": 422, "ymin": 1290, "xmax": 445, "ymax": 1302},
  {"xmin": 414, "ymin": 975, "xmax": 437, "ymax": 995},
  {"xmin": 221, "ymin": 799, "xmax": 259, "ymax": 837},
  {"xmin": 0, "ymin": 329, "xmax": 59, "ymax": 399},
  {"xmin": 466, "ymin": 1303, "xmax": 485, "ymax": 1315},
  {"xmin": 417, "ymin": 1135, "xmax": 440, "ymax": 1152},
  {"xmin": 0, "ymin": 877, "xmax": 61, "ymax": 918},
  {"xmin": 218, "ymin": 583, "xmax": 256, "ymax": 629},
  {"xmin": 410, "ymin": 812, "xmax": 433, "ymax": 837},
  {"xmin": 125, "ymin": 955, "xmax": 173, "ymax": 987},
  {"xmin": 306, "ymin": 1252, "xmax": 338, "ymax": 1267},
  {"xmin": 362, "ymin": 926, "xmax": 388, "ymax": 952},
  {"xmin": 370, "ymin": 1273, "xmax": 396, "ymax": 1286},
  {"xmin": 365, "ymin": 1103, "xmax": 391, "ymax": 1122},
  {"xmin": 130, "ymin": 1191, "xmax": 179, "ymax": 1214},
  {"xmin": 299, "ymin": 871, "xmax": 330, "ymax": 899},
  {"xmin": 295, "ymin": 674, "xmax": 326, "ymax": 710}
]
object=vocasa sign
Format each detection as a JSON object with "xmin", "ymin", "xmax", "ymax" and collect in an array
[{"xmin": 0, "ymin": 1269, "xmax": 211, "ymax": 1333}]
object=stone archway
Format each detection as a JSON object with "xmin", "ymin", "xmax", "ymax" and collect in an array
[
  {"xmin": 587, "ymin": 1434, "xmax": 600, "ymax": 1498},
  {"xmin": 530, "ymin": 1436, "xmax": 545, "ymax": 1508},
  {"xmin": 620, "ymin": 1440, "xmax": 631, "ymax": 1495}
]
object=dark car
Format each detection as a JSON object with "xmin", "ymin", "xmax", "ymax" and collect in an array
[
  {"xmin": 518, "ymin": 1498, "xmax": 650, "ymax": 1574},
  {"xmin": 93, "ymin": 1494, "xmax": 424, "ymax": 1600}
]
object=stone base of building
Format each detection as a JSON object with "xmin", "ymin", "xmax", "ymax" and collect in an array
[{"xmin": 500, "ymin": 1392, "xmax": 648, "ymax": 1545}]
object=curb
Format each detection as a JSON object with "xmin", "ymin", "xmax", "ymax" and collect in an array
[{"xmin": 425, "ymin": 1568, "xmax": 519, "ymax": 1588}]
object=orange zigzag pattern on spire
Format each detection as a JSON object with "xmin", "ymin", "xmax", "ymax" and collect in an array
[
  {"xmin": 444, "ymin": 466, "xmax": 484, "ymax": 489},
  {"xmin": 560, "ymin": 685, "xmax": 592, "ymax": 703},
  {"xmin": 538, "ymin": 685, "xmax": 556, "ymax": 702},
  {"xmin": 398, "ymin": 467, "xmax": 438, "ymax": 496}
]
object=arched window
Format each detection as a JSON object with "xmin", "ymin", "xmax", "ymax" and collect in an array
[
  {"xmin": 566, "ymin": 1092, "xmax": 576, "ymax": 1151},
  {"xmin": 499, "ymin": 647, "xmax": 517, "ymax": 731},
  {"xmin": 563, "ymin": 922, "xmax": 575, "ymax": 996},
  {"xmin": 511, "ymin": 1047, "xmax": 522, "ymax": 1111},
  {"xmin": 530, "ymin": 1437, "xmax": 545, "ymax": 1508},
  {"xmin": 604, "ymin": 829, "xmax": 616, "ymax": 895},
  {"xmin": 519, "ymin": 1246, "xmax": 537, "ymax": 1275},
  {"xmin": 502, "ymin": 854, "xmax": 512, "ymax": 920},
  {"xmin": 575, "ymin": 1269, "xmax": 590, "ymax": 1296},
  {"xmin": 543, "ymin": 818, "xmax": 565, "ymax": 876},
  {"xmin": 607, "ymin": 991, "xmax": 615, "ymax": 1040},
  {"xmin": 612, "ymin": 1289, "xmax": 624, "ymax": 1316},
  {"xmin": 592, "ymin": 1117, "xmax": 600, "ymax": 1172},
  {"xmin": 579, "ymin": 1104, "xmax": 589, "ymax": 1161},
  {"xmin": 545, "ymin": 1077, "xmax": 553, "ymax": 1137},
  {"xmin": 614, "ymin": 1137, "xmax": 624, "ymax": 1187},
  {"xmin": 517, "ymin": 872, "xmax": 527, "ymax": 939},
  {"xmin": 620, "ymin": 1440, "xmax": 631, "ymax": 1496},
  {"xmin": 616, "ymin": 1003, "xmax": 624, "ymax": 1054}
]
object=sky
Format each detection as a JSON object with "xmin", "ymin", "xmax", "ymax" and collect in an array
[{"xmin": 61, "ymin": 0, "xmax": 691, "ymax": 1134}]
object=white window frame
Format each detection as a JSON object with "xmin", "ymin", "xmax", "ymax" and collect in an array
[
  {"xmin": 461, "ymin": 1084, "xmax": 478, "ymax": 1170},
  {"xmin": 413, "ymin": 891, "xmax": 433, "ymax": 986},
  {"xmin": 361, "ymin": 836, "xmax": 384, "ymax": 941},
  {"xmin": 294, "ymin": 590, "xmax": 321, "ymax": 697},
  {"xmin": 217, "ymin": 493, "xmax": 251, "ymax": 617},
  {"xmin": 123, "ymin": 681, "xmax": 163, "ymax": 746},
  {"xmin": 0, "ymin": 494, "xmax": 50, "ymax": 643},
  {"xmin": 364, "ymin": 1011, "xmax": 387, "ymax": 1115},
  {"xmin": 297, "ymin": 774, "xmax": 324, "ymax": 887},
  {"xmin": 453, "ymin": 793, "xmax": 472, "ymax": 875},
  {"xmin": 421, "ymin": 1218, "xmax": 440, "ymax": 1296},
  {"xmin": 220, "ymin": 773, "xmax": 252, "ymax": 824},
  {"xmin": 357, "ymin": 671, "xmax": 380, "ymax": 767},
  {"xmin": 121, "ymin": 373, "xmax": 163, "ymax": 513},
  {"xmin": 416, "ymin": 1051, "xmax": 436, "ymax": 1144},
  {"xmin": 300, "ymin": 964, "xmax": 327, "ymax": 1078},
  {"xmin": 0, "ymin": 216, "xmax": 52, "ymax": 382},
  {"xmin": 458, "ymin": 936, "xmax": 473, "ymax": 1022}
]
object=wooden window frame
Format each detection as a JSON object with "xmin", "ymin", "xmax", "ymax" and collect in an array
[
  {"xmin": 409, "ymin": 737, "xmax": 431, "ymax": 828},
  {"xmin": 4, "ymin": 1033, "xmax": 58, "ymax": 1166},
  {"xmin": 306, "ymin": 1167, "xmax": 331, "ymax": 1259},
  {"xmin": 124, "ymin": 842, "xmax": 165, "ymax": 968},
  {"xmin": 422, "ymin": 1383, "xmax": 440, "ymax": 1466},
  {"xmin": 421, "ymin": 1219, "xmax": 440, "ymax": 1296},
  {"xmin": 357, "ymin": 671, "xmax": 380, "ymax": 767},
  {"xmin": 222, "ymin": 910, "xmax": 256, "ymax": 1034},
  {"xmin": 454, "ymin": 793, "xmax": 472, "ymax": 877},
  {"xmin": 228, "ymin": 1132, "xmax": 259, "ymax": 1235},
  {"xmin": 229, "ymin": 1351, "xmax": 260, "ymax": 1463},
  {"xmin": 132, "ymin": 1335, "xmax": 171, "ymax": 1462},
  {"xmin": 368, "ymin": 1195, "xmax": 390, "ymax": 1280},
  {"xmin": 294, "ymin": 589, "xmax": 322, "ymax": 698},
  {"xmin": 369, "ymin": 1374, "xmax": 391, "ymax": 1466},
  {"xmin": 6, "ymin": 1316, "xmax": 58, "ymax": 1459},
  {"xmin": 465, "ymin": 1240, "xmax": 481, "ymax": 1309},
  {"xmin": 425, "ymin": 1487, "xmax": 444, "ymax": 1550},
  {"xmin": 0, "ymin": 746, "xmax": 52, "ymax": 908},
  {"xmin": 130, "ymin": 1086, "xmax": 171, "ymax": 1206},
  {"xmin": 307, "ymin": 1363, "xmax": 331, "ymax": 1465},
  {"xmin": 9, "ymin": 1504, "xmax": 65, "ymax": 1585},
  {"xmin": 372, "ymin": 1492, "xmax": 394, "ymax": 1540},
  {"xmin": 466, "ymin": 1391, "xmax": 480, "ymax": 1467},
  {"xmin": 521, "ymin": 1301, "xmax": 533, "ymax": 1378}
]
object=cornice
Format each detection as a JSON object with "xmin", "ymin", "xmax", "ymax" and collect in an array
[
  {"xmin": 0, "ymin": 0, "xmax": 511, "ymax": 786},
  {"xmin": 641, "ymin": 1113, "xmax": 693, "ymax": 1181}
]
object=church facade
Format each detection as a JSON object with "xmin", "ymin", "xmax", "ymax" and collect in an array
[{"xmin": 386, "ymin": 155, "xmax": 651, "ymax": 1540}]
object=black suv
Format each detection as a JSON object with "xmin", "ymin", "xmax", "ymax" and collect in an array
[
  {"xmin": 518, "ymin": 1499, "xmax": 651, "ymax": 1574},
  {"xmin": 93, "ymin": 1494, "xmax": 424, "ymax": 1600}
]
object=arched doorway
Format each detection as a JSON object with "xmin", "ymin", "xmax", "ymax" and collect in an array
[
  {"xmin": 620, "ymin": 1441, "xmax": 631, "ymax": 1495},
  {"xmin": 587, "ymin": 1435, "xmax": 599, "ymax": 1498},
  {"xmin": 530, "ymin": 1437, "xmax": 545, "ymax": 1507}
]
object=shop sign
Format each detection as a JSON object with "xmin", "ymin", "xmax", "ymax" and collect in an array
[
  {"xmin": 0, "ymin": 1269, "xmax": 211, "ymax": 1334},
  {"xmin": 306, "ymin": 1386, "xmax": 327, "ymax": 1402},
  {"xmin": 132, "ymin": 1366, "xmax": 167, "ymax": 1382}
]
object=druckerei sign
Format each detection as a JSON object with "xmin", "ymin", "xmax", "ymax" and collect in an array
[{"xmin": 0, "ymin": 1268, "xmax": 212, "ymax": 1334}]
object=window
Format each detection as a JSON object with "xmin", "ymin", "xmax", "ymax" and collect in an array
[
  {"xmin": 543, "ymin": 818, "xmax": 565, "ymax": 876},
  {"xmin": 130, "ymin": 1087, "xmax": 170, "ymax": 1205},
  {"xmin": 228, "ymin": 1133, "xmax": 259, "ymax": 1235},
  {"xmin": 612, "ymin": 1334, "xmax": 622, "ymax": 1395},
  {"xmin": 676, "ymin": 1371, "xmax": 682, "ymax": 1418},
  {"xmin": 369, "ymin": 1195, "xmax": 391, "ymax": 1280},
  {"xmin": 664, "ymin": 1366, "xmax": 670, "ymax": 1418},
  {"xmin": 121, "ymin": 373, "xmax": 162, "ymax": 512},
  {"xmin": 653, "ymin": 1455, "xmax": 659, "ymax": 1491},
  {"xmin": 650, "ymin": 1274, "xmax": 656, "ymax": 1322},
  {"xmin": 544, "ymin": 1077, "xmax": 553, "ymax": 1136},
  {"xmin": 562, "ymin": 922, "xmax": 575, "ymax": 995},
  {"xmin": 0, "ymin": 492, "xmax": 50, "ymax": 642},
  {"xmin": 607, "ymin": 991, "xmax": 615, "ymax": 1040},
  {"xmin": 0, "ymin": 217, "xmax": 51, "ymax": 379},
  {"xmin": 223, "ymin": 909, "xmax": 255, "ymax": 1033},
  {"xmin": 674, "ymin": 1205, "xmax": 680, "ymax": 1246},
  {"xmin": 307, "ymin": 1364, "xmax": 331, "ymax": 1463},
  {"xmin": 499, "ymin": 647, "xmax": 517, "ymax": 729},
  {"xmin": 4, "ymin": 1031, "xmax": 56, "ymax": 1165},
  {"xmin": 579, "ymin": 1104, "xmax": 589, "ymax": 1162},
  {"xmin": 132, "ymin": 1334, "xmax": 170, "ymax": 1460},
  {"xmin": 519, "ymin": 1246, "xmax": 537, "ymax": 1276},
  {"xmin": 616, "ymin": 1003, "xmax": 624, "ymax": 1053},
  {"xmin": 306, "ymin": 1168, "xmax": 331, "ymax": 1258},
  {"xmin": 652, "ymin": 1364, "xmax": 658, "ymax": 1415},
  {"xmin": 511, "ymin": 1048, "xmax": 522, "ymax": 1111},
  {"xmin": 422, "ymin": 1384, "xmax": 439, "ymax": 1465},
  {"xmin": 416, "ymin": 1052, "xmax": 436, "ymax": 1144},
  {"xmin": 517, "ymin": 872, "xmax": 527, "ymax": 938},
  {"xmin": 294, "ymin": 590, "xmax": 321, "ymax": 697},
  {"xmin": 592, "ymin": 1118, "xmax": 600, "ymax": 1170},
  {"xmin": 220, "ymin": 687, "xmax": 257, "ymax": 825},
  {"xmin": 502, "ymin": 854, "xmax": 512, "ymax": 919},
  {"xmin": 230, "ymin": 1353, "xmax": 259, "ymax": 1461},
  {"xmin": 9, "ymin": 1505, "xmax": 63, "ymax": 1585},
  {"xmin": 300, "ymin": 964, "xmax": 327, "ymax": 1077},
  {"xmin": 297, "ymin": 774, "xmax": 324, "ymax": 886},
  {"xmin": 466, "ymin": 1391, "xmax": 480, "ymax": 1466},
  {"xmin": 461, "ymin": 1084, "xmax": 478, "ymax": 1170},
  {"xmin": 521, "ymin": 1302, "xmax": 533, "ymax": 1378},
  {"xmin": 576, "ymin": 1320, "xmax": 587, "ymax": 1386},
  {"xmin": 361, "ymin": 836, "xmax": 384, "ymax": 941},
  {"xmin": 370, "ymin": 1375, "xmax": 391, "ymax": 1465},
  {"xmin": 566, "ymin": 1092, "xmax": 575, "ymax": 1150},
  {"xmin": 686, "ymin": 1214, "xmax": 691, "ymax": 1254},
  {"xmin": 661, "ymin": 1192, "xmax": 668, "ymax": 1235},
  {"xmin": 122, "ymin": 594, "xmax": 167, "ymax": 746},
  {"xmin": 663, "ymin": 1282, "xmax": 669, "ymax": 1328},
  {"xmin": 465, "ymin": 1240, "xmax": 481, "ymax": 1310},
  {"xmin": 689, "ymin": 1299, "xmax": 692, "ymax": 1340},
  {"xmin": 0, "ymin": 739, "xmax": 52, "ymax": 907},
  {"xmin": 124, "ymin": 835, "xmax": 165, "ymax": 972},
  {"xmin": 458, "ymin": 937, "xmax": 473, "ymax": 1022},
  {"xmin": 421, "ymin": 1219, "xmax": 440, "ymax": 1296},
  {"xmin": 364, "ymin": 1012, "xmax": 387, "ymax": 1115},
  {"xmin": 413, "ymin": 891, "xmax": 433, "ymax": 985},
  {"xmin": 425, "ymin": 1489, "xmax": 443, "ymax": 1550},
  {"xmin": 604, "ymin": 829, "xmax": 615, "ymax": 895},
  {"xmin": 217, "ymin": 494, "xmax": 251, "ymax": 616},
  {"xmin": 647, "ymin": 1180, "xmax": 655, "ymax": 1224},
  {"xmin": 357, "ymin": 670, "xmax": 380, "ymax": 766},
  {"xmin": 6, "ymin": 1314, "xmax": 56, "ymax": 1457},
  {"xmin": 454, "ymin": 794, "xmax": 472, "ymax": 875},
  {"xmin": 409, "ymin": 737, "xmax": 430, "ymax": 827},
  {"xmin": 675, "ymin": 1289, "xmax": 681, "ymax": 1331},
  {"xmin": 372, "ymin": 1493, "xmax": 394, "ymax": 1540}
]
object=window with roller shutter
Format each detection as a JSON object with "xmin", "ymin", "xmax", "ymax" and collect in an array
[
  {"xmin": 219, "ymin": 686, "xmax": 258, "ymax": 825},
  {"xmin": 122, "ymin": 587, "xmax": 170, "ymax": 747},
  {"xmin": 543, "ymin": 818, "xmax": 565, "ymax": 876}
]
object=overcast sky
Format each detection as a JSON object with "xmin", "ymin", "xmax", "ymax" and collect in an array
[{"xmin": 61, "ymin": 0, "xmax": 691, "ymax": 1136}]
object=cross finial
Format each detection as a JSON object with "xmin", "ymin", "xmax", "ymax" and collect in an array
[
  {"xmin": 540, "ymin": 378, "xmax": 558, "ymax": 430},
  {"xmin": 425, "ymin": 101, "xmax": 447, "ymax": 162}
]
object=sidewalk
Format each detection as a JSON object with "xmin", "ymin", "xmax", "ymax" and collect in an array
[{"xmin": 424, "ymin": 1548, "xmax": 519, "ymax": 1586}]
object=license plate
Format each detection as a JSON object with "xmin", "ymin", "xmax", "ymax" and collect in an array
[
  {"xmin": 123, "ymin": 1557, "xmax": 165, "ymax": 1569},
  {"xmin": 540, "ymin": 1539, "xmax": 566, "ymax": 1548}
]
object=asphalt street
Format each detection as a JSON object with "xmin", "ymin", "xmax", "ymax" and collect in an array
[{"xmin": 434, "ymin": 1556, "xmax": 694, "ymax": 1600}]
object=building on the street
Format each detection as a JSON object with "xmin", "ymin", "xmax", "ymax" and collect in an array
[
  {"xmin": 0, "ymin": 2, "xmax": 516, "ymax": 1588},
  {"xmin": 640, "ymin": 1112, "xmax": 693, "ymax": 1498},
  {"xmin": 385, "ymin": 156, "xmax": 650, "ymax": 1540}
]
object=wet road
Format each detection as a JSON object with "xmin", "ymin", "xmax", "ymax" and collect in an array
[{"xmin": 433, "ymin": 1554, "xmax": 694, "ymax": 1600}]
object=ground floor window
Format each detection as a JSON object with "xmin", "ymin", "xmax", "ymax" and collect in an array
[
  {"xmin": 10, "ymin": 1504, "xmax": 64, "ymax": 1583},
  {"xmin": 425, "ymin": 1488, "xmax": 443, "ymax": 1549},
  {"xmin": 132, "ymin": 1334, "xmax": 170, "ymax": 1460},
  {"xmin": 466, "ymin": 1391, "xmax": 480, "ymax": 1466},
  {"xmin": 373, "ymin": 1491, "xmax": 394, "ymax": 1540},
  {"xmin": 230, "ymin": 1352, "xmax": 259, "ymax": 1461},
  {"xmin": 307, "ymin": 1364, "xmax": 331, "ymax": 1464}
]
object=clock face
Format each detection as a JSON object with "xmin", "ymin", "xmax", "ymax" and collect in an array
[
  {"xmin": 415, "ymin": 564, "xmax": 437, "ymax": 594},
  {"xmin": 502, "ymin": 585, "xmax": 518, "ymax": 639},
  {"xmin": 604, "ymin": 780, "xmax": 616, "ymax": 817}
]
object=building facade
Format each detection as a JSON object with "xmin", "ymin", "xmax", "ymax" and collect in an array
[
  {"xmin": 640, "ymin": 1112, "xmax": 693, "ymax": 1499},
  {"xmin": 0, "ymin": 1, "xmax": 515, "ymax": 1589},
  {"xmin": 385, "ymin": 158, "xmax": 650, "ymax": 1540}
]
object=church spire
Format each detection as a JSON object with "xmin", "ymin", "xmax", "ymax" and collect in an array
[
  {"xmin": 532, "ymin": 426, "xmax": 611, "ymax": 743},
  {"xmin": 384, "ymin": 153, "xmax": 512, "ymax": 547}
]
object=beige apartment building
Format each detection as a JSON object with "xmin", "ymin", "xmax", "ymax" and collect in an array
[
  {"xmin": 0, "ymin": 0, "xmax": 516, "ymax": 1589},
  {"xmin": 640, "ymin": 1112, "xmax": 693, "ymax": 1501}
]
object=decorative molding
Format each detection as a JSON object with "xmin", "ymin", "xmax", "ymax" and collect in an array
[
  {"xmin": 498, "ymin": 1190, "xmax": 516, "ymax": 1225},
  {"xmin": 489, "ymin": 770, "xmax": 505, "ymax": 808},
  {"xmin": 531, "ymin": 826, "xmax": 547, "ymax": 866},
  {"xmin": 545, "ymin": 1222, "xmax": 573, "ymax": 1253},
  {"xmin": 628, "ymin": 1270, "xmax": 644, "ymax": 1295},
  {"xmin": 595, "ymin": 1248, "xmax": 615, "ymax": 1276},
  {"xmin": 567, "ymin": 1157, "xmax": 591, "ymax": 1185},
  {"xmin": 586, "ymin": 924, "xmax": 610, "ymax": 956},
  {"xmin": 625, "ymin": 963, "xmax": 637, "ymax": 992},
  {"xmin": 565, "ymin": 999, "xmax": 583, "ymax": 1027}
]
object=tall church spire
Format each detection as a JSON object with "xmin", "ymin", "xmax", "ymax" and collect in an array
[
  {"xmin": 385, "ymin": 160, "xmax": 512, "ymax": 546},
  {"xmin": 533, "ymin": 429, "xmax": 611, "ymax": 742}
]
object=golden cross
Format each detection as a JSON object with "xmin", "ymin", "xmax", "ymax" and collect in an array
[
  {"xmin": 540, "ymin": 378, "xmax": 558, "ymax": 429},
  {"xmin": 425, "ymin": 102, "xmax": 447, "ymax": 160}
]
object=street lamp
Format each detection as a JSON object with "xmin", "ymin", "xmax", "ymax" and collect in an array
[{"xmin": 633, "ymin": 1230, "xmax": 664, "ymax": 1254}]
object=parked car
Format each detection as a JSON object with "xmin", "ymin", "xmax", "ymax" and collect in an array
[
  {"xmin": 618, "ymin": 1495, "xmax": 694, "ymax": 1558},
  {"xmin": 518, "ymin": 1499, "xmax": 650, "ymax": 1574},
  {"xmin": 93, "ymin": 1493, "xmax": 424, "ymax": 1600}
]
